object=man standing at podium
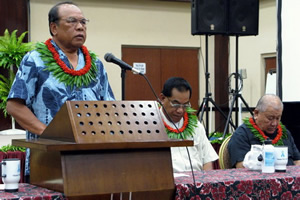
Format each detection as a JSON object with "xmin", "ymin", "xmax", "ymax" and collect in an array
[
  {"xmin": 6, "ymin": 1, "xmax": 114, "ymax": 180},
  {"xmin": 159, "ymin": 77, "xmax": 218, "ymax": 172}
]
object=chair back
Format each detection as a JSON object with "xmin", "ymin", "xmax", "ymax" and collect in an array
[{"xmin": 218, "ymin": 134, "xmax": 232, "ymax": 169}]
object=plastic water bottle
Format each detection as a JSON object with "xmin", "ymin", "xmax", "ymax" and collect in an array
[{"xmin": 261, "ymin": 138, "xmax": 275, "ymax": 173}]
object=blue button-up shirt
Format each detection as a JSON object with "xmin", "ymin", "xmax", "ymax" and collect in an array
[{"xmin": 8, "ymin": 40, "xmax": 115, "ymax": 175}]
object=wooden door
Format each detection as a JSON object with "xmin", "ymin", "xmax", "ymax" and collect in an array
[
  {"xmin": 122, "ymin": 47, "xmax": 199, "ymax": 109},
  {"xmin": 0, "ymin": 0, "xmax": 29, "ymax": 131},
  {"xmin": 265, "ymin": 57, "xmax": 276, "ymax": 79}
]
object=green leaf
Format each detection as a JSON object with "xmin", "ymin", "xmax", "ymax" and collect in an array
[
  {"xmin": 17, "ymin": 31, "xmax": 28, "ymax": 45},
  {"xmin": 0, "ymin": 29, "xmax": 34, "ymax": 117},
  {"xmin": 0, "ymin": 144, "xmax": 26, "ymax": 152},
  {"xmin": 209, "ymin": 132, "xmax": 232, "ymax": 144}
]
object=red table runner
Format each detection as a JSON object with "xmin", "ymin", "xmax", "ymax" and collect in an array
[
  {"xmin": 0, "ymin": 183, "xmax": 66, "ymax": 199},
  {"xmin": 175, "ymin": 165, "xmax": 300, "ymax": 199}
]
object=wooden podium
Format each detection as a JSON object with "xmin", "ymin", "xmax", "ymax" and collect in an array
[{"xmin": 12, "ymin": 101, "xmax": 193, "ymax": 199}]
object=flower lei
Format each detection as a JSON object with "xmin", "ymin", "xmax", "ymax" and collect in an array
[
  {"xmin": 162, "ymin": 107, "xmax": 198, "ymax": 139},
  {"xmin": 244, "ymin": 117, "xmax": 287, "ymax": 146},
  {"xmin": 36, "ymin": 38, "xmax": 97, "ymax": 88}
]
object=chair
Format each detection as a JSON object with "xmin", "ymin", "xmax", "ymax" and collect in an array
[{"xmin": 218, "ymin": 134, "xmax": 232, "ymax": 169}]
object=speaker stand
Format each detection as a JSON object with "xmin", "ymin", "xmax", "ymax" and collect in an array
[
  {"xmin": 222, "ymin": 36, "xmax": 253, "ymax": 138},
  {"xmin": 197, "ymin": 35, "xmax": 235, "ymax": 136}
]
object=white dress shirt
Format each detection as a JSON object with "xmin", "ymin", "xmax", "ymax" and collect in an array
[{"xmin": 160, "ymin": 108, "xmax": 219, "ymax": 172}]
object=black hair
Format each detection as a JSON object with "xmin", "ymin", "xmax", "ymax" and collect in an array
[
  {"xmin": 161, "ymin": 77, "xmax": 192, "ymax": 98},
  {"xmin": 48, "ymin": 1, "xmax": 77, "ymax": 36}
]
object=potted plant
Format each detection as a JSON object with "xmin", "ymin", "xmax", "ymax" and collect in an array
[
  {"xmin": 0, "ymin": 29, "xmax": 34, "ymax": 134},
  {"xmin": 0, "ymin": 144, "xmax": 26, "ymax": 152},
  {"xmin": 209, "ymin": 131, "xmax": 232, "ymax": 145},
  {"xmin": 209, "ymin": 131, "xmax": 232, "ymax": 154}
]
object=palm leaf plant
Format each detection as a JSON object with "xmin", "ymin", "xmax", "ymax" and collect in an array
[
  {"xmin": 0, "ymin": 29, "xmax": 34, "ymax": 130},
  {"xmin": 0, "ymin": 74, "xmax": 13, "ymax": 117}
]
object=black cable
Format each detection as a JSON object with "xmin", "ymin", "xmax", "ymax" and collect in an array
[
  {"xmin": 228, "ymin": 72, "xmax": 243, "ymax": 94},
  {"xmin": 277, "ymin": 0, "xmax": 283, "ymax": 99}
]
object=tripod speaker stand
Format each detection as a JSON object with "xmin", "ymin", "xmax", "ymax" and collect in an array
[
  {"xmin": 222, "ymin": 36, "xmax": 254, "ymax": 138},
  {"xmin": 197, "ymin": 35, "xmax": 236, "ymax": 136}
]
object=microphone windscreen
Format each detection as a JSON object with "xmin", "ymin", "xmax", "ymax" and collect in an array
[{"xmin": 104, "ymin": 53, "xmax": 114, "ymax": 62}]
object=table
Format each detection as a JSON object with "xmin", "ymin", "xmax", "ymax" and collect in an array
[
  {"xmin": 0, "ymin": 183, "xmax": 66, "ymax": 200},
  {"xmin": 174, "ymin": 166, "xmax": 300, "ymax": 199},
  {"xmin": 2, "ymin": 167, "xmax": 299, "ymax": 200}
]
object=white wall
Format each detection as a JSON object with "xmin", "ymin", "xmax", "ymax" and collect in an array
[{"xmin": 281, "ymin": 0, "xmax": 300, "ymax": 102}]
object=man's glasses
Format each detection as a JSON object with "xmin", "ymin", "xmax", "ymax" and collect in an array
[
  {"xmin": 59, "ymin": 17, "xmax": 89, "ymax": 26},
  {"xmin": 167, "ymin": 98, "xmax": 191, "ymax": 109}
]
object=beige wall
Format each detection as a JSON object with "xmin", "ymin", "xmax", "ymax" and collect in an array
[{"xmin": 29, "ymin": 0, "xmax": 276, "ymax": 129}]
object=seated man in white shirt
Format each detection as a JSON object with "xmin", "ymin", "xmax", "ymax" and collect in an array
[{"xmin": 159, "ymin": 77, "xmax": 218, "ymax": 172}]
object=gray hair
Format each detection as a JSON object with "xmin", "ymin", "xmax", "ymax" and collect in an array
[{"xmin": 255, "ymin": 94, "xmax": 283, "ymax": 112}]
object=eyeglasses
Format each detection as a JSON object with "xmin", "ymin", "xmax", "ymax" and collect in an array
[
  {"xmin": 59, "ymin": 17, "xmax": 89, "ymax": 26},
  {"xmin": 167, "ymin": 98, "xmax": 191, "ymax": 109}
]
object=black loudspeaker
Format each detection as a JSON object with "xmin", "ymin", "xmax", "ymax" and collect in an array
[
  {"xmin": 191, "ymin": 0, "xmax": 259, "ymax": 36},
  {"xmin": 191, "ymin": 0, "xmax": 228, "ymax": 35},
  {"xmin": 228, "ymin": 0, "xmax": 259, "ymax": 36}
]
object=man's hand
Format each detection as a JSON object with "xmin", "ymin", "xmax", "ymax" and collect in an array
[
  {"xmin": 235, "ymin": 161, "xmax": 245, "ymax": 168},
  {"xmin": 294, "ymin": 160, "xmax": 300, "ymax": 165},
  {"xmin": 203, "ymin": 162, "xmax": 214, "ymax": 170}
]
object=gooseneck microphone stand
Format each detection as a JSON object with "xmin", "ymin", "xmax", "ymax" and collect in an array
[
  {"xmin": 222, "ymin": 36, "xmax": 253, "ymax": 139},
  {"xmin": 121, "ymin": 68, "xmax": 126, "ymax": 100},
  {"xmin": 197, "ymin": 35, "xmax": 236, "ymax": 136}
]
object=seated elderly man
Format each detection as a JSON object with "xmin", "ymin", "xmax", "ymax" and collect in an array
[{"xmin": 228, "ymin": 94, "xmax": 300, "ymax": 168}]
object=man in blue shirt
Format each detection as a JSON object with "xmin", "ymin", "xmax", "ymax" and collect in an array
[{"xmin": 6, "ymin": 1, "xmax": 115, "ymax": 178}]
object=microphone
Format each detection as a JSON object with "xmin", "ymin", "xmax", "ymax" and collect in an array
[{"xmin": 104, "ymin": 53, "xmax": 141, "ymax": 74}]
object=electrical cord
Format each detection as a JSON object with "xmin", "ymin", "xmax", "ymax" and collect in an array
[{"xmin": 228, "ymin": 72, "xmax": 243, "ymax": 94}]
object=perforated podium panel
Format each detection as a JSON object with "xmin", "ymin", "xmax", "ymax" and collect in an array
[
  {"xmin": 42, "ymin": 101, "xmax": 168, "ymax": 143},
  {"xmin": 12, "ymin": 101, "xmax": 193, "ymax": 199}
]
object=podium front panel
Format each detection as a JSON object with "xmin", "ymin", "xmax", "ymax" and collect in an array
[{"xmin": 42, "ymin": 101, "xmax": 169, "ymax": 143}]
